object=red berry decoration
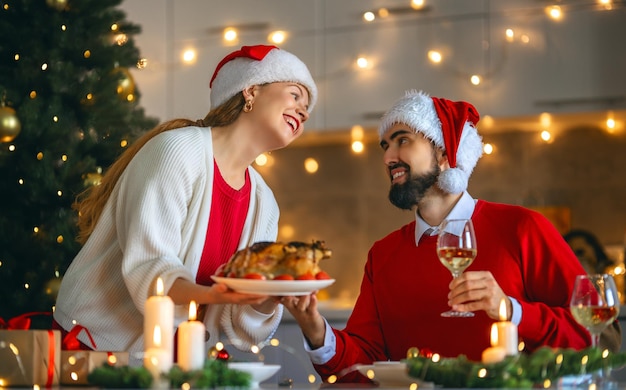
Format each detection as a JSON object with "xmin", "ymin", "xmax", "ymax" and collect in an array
[
  {"xmin": 419, "ymin": 347, "xmax": 433, "ymax": 358},
  {"xmin": 216, "ymin": 348, "xmax": 230, "ymax": 361}
]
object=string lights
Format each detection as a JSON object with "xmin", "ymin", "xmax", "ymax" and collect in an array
[
  {"xmin": 5, "ymin": 1, "xmax": 621, "ymax": 271},
  {"xmin": 136, "ymin": 0, "xmax": 623, "ymax": 168}
]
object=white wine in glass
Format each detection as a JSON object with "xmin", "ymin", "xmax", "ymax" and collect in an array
[
  {"xmin": 570, "ymin": 274, "xmax": 620, "ymax": 387},
  {"xmin": 437, "ymin": 219, "xmax": 477, "ymax": 317},
  {"xmin": 570, "ymin": 274, "xmax": 620, "ymax": 348}
]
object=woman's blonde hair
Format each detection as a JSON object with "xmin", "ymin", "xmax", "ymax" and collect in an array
[{"xmin": 73, "ymin": 93, "xmax": 246, "ymax": 244}]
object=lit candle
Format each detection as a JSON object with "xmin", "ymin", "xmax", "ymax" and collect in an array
[
  {"xmin": 177, "ymin": 300, "xmax": 206, "ymax": 371},
  {"xmin": 144, "ymin": 325, "xmax": 173, "ymax": 381},
  {"xmin": 144, "ymin": 277, "xmax": 174, "ymax": 368},
  {"xmin": 481, "ymin": 323, "xmax": 506, "ymax": 364},
  {"xmin": 495, "ymin": 298, "xmax": 518, "ymax": 356}
]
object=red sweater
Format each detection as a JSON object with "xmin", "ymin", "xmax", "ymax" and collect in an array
[{"xmin": 316, "ymin": 200, "xmax": 590, "ymax": 382}]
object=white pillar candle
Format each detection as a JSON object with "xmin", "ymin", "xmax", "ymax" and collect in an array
[
  {"xmin": 495, "ymin": 299, "xmax": 518, "ymax": 356},
  {"xmin": 177, "ymin": 300, "xmax": 206, "ymax": 371},
  {"xmin": 144, "ymin": 277, "xmax": 174, "ymax": 368},
  {"xmin": 482, "ymin": 323, "xmax": 506, "ymax": 363},
  {"xmin": 144, "ymin": 325, "xmax": 173, "ymax": 384}
]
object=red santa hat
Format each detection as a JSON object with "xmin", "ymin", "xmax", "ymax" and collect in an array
[
  {"xmin": 378, "ymin": 90, "xmax": 483, "ymax": 194},
  {"xmin": 209, "ymin": 45, "xmax": 317, "ymax": 112}
]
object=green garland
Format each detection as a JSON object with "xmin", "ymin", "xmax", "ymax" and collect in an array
[
  {"xmin": 406, "ymin": 346, "xmax": 626, "ymax": 388},
  {"xmin": 87, "ymin": 359, "xmax": 251, "ymax": 389},
  {"xmin": 84, "ymin": 346, "xmax": 626, "ymax": 388}
]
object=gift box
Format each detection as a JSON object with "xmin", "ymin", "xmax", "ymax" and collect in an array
[
  {"xmin": 0, "ymin": 329, "xmax": 61, "ymax": 387},
  {"xmin": 59, "ymin": 324, "xmax": 130, "ymax": 385},
  {"xmin": 61, "ymin": 350, "xmax": 130, "ymax": 385}
]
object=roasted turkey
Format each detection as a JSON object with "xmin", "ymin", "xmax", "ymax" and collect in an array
[{"xmin": 219, "ymin": 240, "xmax": 332, "ymax": 280}]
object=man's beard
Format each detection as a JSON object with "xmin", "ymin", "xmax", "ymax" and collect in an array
[{"xmin": 388, "ymin": 163, "xmax": 440, "ymax": 210}]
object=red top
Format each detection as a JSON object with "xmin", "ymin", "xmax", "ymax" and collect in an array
[
  {"xmin": 196, "ymin": 160, "xmax": 251, "ymax": 285},
  {"xmin": 315, "ymin": 200, "xmax": 590, "ymax": 382}
]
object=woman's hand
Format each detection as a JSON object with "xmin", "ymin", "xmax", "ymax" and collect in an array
[
  {"xmin": 281, "ymin": 293, "xmax": 326, "ymax": 349},
  {"xmin": 448, "ymin": 271, "xmax": 511, "ymax": 320},
  {"xmin": 168, "ymin": 278, "xmax": 277, "ymax": 311},
  {"xmin": 207, "ymin": 282, "xmax": 270, "ymax": 305}
]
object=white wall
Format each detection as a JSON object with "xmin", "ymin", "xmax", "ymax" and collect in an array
[{"xmin": 120, "ymin": 0, "xmax": 626, "ymax": 133}]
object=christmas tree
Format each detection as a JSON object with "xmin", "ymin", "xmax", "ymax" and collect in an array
[{"xmin": 0, "ymin": 0, "xmax": 158, "ymax": 325}]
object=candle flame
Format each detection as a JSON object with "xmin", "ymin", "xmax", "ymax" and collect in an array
[
  {"xmin": 189, "ymin": 300, "xmax": 197, "ymax": 321},
  {"xmin": 498, "ymin": 298, "xmax": 508, "ymax": 321},
  {"xmin": 153, "ymin": 325, "xmax": 162, "ymax": 347},
  {"xmin": 156, "ymin": 277, "xmax": 164, "ymax": 296},
  {"xmin": 490, "ymin": 323, "xmax": 499, "ymax": 347}
]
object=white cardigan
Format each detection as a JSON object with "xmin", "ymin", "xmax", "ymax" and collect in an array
[{"xmin": 54, "ymin": 126, "xmax": 283, "ymax": 365}]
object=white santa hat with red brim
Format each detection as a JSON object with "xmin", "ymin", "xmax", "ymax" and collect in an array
[
  {"xmin": 209, "ymin": 45, "xmax": 317, "ymax": 113},
  {"xmin": 378, "ymin": 90, "xmax": 484, "ymax": 194}
]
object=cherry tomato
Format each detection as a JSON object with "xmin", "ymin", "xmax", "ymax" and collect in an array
[
  {"xmin": 315, "ymin": 271, "xmax": 331, "ymax": 280},
  {"xmin": 243, "ymin": 273, "xmax": 266, "ymax": 280},
  {"xmin": 273, "ymin": 274, "xmax": 295, "ymax": 281},
  {"xmin": 296, "ymin": 272, "xmax": 315, "ymax": 280}
]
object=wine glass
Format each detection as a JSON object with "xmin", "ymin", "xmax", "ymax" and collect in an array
[
  {"xmin": 437, "ymin": 219, "xmax": 477, "ymax": 317},
  {"xmin": 570, "ymin": 274, "xmax": 620, "ymax": 348},
  {"xmin": 570, "ymin": 274, "xmax": 620, "ymax": 385}
]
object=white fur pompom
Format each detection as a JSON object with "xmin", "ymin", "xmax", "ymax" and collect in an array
[{"xmin": 438, "ymin": 167, "xmax": 469, "ymax": 194}]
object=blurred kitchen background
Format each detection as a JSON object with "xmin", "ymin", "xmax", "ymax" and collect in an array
[{"xmin": 119, "ymin": 0, "xmax": 626, "ymax": 306}]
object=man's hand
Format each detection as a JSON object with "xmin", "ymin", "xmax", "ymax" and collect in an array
[
  {"xmin": 448, "ymin": 271, "xmax": 511, "ymax": 320},
  {"xmin": 281, "ymin": 293, "xmax": 326, "ymax": 349}
]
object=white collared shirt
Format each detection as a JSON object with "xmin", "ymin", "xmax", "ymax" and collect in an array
[{"xmin": 414, "ymin": 191, "xmax": 476, "ymax": 246}]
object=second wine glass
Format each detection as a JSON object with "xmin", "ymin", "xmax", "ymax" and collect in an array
[
  {"xmin": 569, "ymin": 273, "xmax": 620, "ymax": 387},
  {"xmin": 437, "ymin": 219, "xmax": 477, "ymax": 317},
  {"xmin": 570, "ymin": 274, "xmax": 620, "ymax": 349}
]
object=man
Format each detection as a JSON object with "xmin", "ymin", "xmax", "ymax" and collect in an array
[{"xmin": 281, "ymin": 90, "xmax": 620, "ymax": 383}]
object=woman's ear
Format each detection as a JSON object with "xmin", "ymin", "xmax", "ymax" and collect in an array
[{"xmin": 243, "ymin": 85, "xmax": 259, "ymax": 100}]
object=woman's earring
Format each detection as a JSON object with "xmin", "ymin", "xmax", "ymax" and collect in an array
[{"xmin": 243, "ymin": 100, "xmax": 253, "ymax": 113}]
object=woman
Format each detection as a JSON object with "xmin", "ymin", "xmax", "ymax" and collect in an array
[
  {"xmin": 563, "ymin": 229, "xmax": 612, "ymax": 274},
  {"xmin": 53, "ymin": 45, "xmax": 317, "ymax": 365}
]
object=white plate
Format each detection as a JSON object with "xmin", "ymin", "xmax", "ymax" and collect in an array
[
  {"xmin": 228, "ymin": 362, "xmax": 281, "ymax": 387},
  {"xmin": 211, "ymin": 276, "xmax": 335, "ymax": 296},
  {"xmin": 357, "ymin": 361, "xmax": 434, "ymax": 388}
]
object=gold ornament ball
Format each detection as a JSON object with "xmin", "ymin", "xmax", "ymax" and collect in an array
[
  {"xmin": 406, "ymin": 347, "xmax": 420, "ymax": 359},
  {"xmin": 0, "ymin": 106, "xmax": 22, "ymax": 143},
  {"xmin": 45, "ymin": 0, "xmax": 68, "ymax": 11},
  {"xmin": 45, "ymin": 277, "xmax": 63, "ymax": 299},
  {"xmin": 208, "ymin": 346, "xmax": 220, "ymax": 359},
  {"xmin": 112, "ymin": 67, "xmax": 135, "ymax": 100},
  {"xmin": 83, "ymin": 172, "xmax": 103, "ymax": 187}
]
